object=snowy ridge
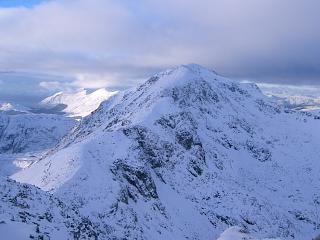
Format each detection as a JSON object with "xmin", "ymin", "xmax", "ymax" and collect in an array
[
  {"xmin": 8, "ymin": 64, "xmax": 320, "ymax": 239},
  {"xmin": 40, "ymin": 88, "xmax": 118, "ymax": 118}
]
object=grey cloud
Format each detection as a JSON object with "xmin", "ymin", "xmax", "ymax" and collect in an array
[
  {"xmin": 0, "ymin": 0, "xmax": 319, "ymax": 94},
  {"xmin": 0, "ymin": 71, "xmax": 74, "ymax": 106}
]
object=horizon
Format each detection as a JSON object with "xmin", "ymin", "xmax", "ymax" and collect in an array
[{"xmin": 1, "ymin": 64, "xmax": 320, "ymax": 107}]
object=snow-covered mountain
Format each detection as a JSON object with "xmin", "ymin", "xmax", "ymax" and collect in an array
[
  {"xmin": 4, "ymin": 64, "xmax": 320, "ymax": 239},
  {"xmin": 258, "ymin": 83, "xmax": 320, "ymax": 112},
  {"xmin": 0, "ymin": 102, "xmax": 30, "ymax": 114},
  {"xmin": 40, "ymin": 88, "xmax": 118, "ymax": 118},
  {"xmin": 0, "ymin": 113, "xmax": 75, "ymax": 154},
  {"xmin": 0, "ymin": 112, "xmax": 76, "ymax": 177}
]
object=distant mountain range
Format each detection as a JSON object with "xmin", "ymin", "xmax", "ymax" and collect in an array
[
  {"xmin": 258, "ymin": 83, "xmax": 320, "ymax": 113},
  {"xmin": 2, "ymin": 83, "xmax": 319, "ymax": 119}
]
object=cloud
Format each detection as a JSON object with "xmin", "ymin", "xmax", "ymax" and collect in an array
[
  {"xmin": 39, "ymin": 81, "xmax": 62, "ymax": 91},
  {"xmin": 0, "ymin": 0, "xmax": 319, "ymax": 90},
  {"xmin": 0, "ymin": 71, "xmax": 74, "ymax": 105},
  {"xmin": 39, "ymin": 81, "xmax": 75, "ymax": 92}
]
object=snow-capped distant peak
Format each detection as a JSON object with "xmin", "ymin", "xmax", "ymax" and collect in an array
[
  {"xmin": 40, "ymin": 88, "xmax": 118, "ymax": 118},
  {"xmin": 0, "ymin": 102, "xmax": 15, "ymax": 111},
  {"xmin": 0, "ymin": 102, "xmax": 30, "ymax": 113}
]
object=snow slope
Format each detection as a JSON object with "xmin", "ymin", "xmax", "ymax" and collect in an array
[
  {"xmin": 40, "ymin": 88, "xmax": 117, "ymax": 118},
  {"xmin": 0, "ymin": 177, "xmax": 101, "ymax": 239},
  {"xmin": 11, "ymin": 64, "xmax": 320, "ymax": 239},
  {"xmin": 0, "ymin": 112, "xmax": 76, "ymax": 177},
  {"xmin": 217, "ymin": 227, "xmax": 280, "ymax": 240},
  {"xmin": 0, "ymin": 113, "xmax": 75, "ymax": 154}
]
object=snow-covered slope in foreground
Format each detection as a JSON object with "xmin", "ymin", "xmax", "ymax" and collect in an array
[
  {"xmin": 40, "ymin": 88, "xmax": 117, "ymax": 118},
  {"xmin": 217, "ymin": 227, "xmax": 280, "ymax": 240},
  {"xmin": 12, "ymin": 64, "xmax": 320, "ymax": 239},
  {"xmin": 0, "ymin": 177, "xmax": 99, "ymax": 239}
]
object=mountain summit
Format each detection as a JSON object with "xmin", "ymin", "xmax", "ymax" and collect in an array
[{"xmin": 7, "ymin": 64, "xmax": 320, "ymax": 239}]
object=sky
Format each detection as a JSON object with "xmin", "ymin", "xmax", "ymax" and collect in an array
[
  {"xmin": 0, "ymin": 0, "xmax": 46, "ymax": 8},
  {"xmin": 0, "ymin": 0, "xmax": 319, "ymax": 105}
]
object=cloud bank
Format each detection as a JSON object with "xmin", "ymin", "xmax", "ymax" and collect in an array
[{"xmin": 0, "ymin": 0, "xmax": 319, "ymax": 94}]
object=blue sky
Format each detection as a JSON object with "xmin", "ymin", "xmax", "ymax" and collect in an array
[
  {"xmin": 0, "ymin": 0, "xmax": 46, "ymax": 7},
  {"xmin": 0, "ymin": 0, "xmax": 319, "ymax": 105}
]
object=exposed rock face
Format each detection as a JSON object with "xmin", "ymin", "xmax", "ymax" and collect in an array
[
  {"xmin": 111, "ymin": 159, "xmax": 159, "ymax": 200},
  {"xmin": 8, "ymin": 64, "xmax": 320, "ymax": 239}
]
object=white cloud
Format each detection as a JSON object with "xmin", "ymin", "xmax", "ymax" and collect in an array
[
  {"xmin": 0, "ymin": 0, "xmax": 319, "ymax": 89},
  {"xmin": 73, "ymin": 73, "xmax": 121, "ymax": 89},
  {"xmin": 39, "ymin": 81, "xmax": 78, "ymax": 92},
  {"xmin": 39, "ymin": 81, "xmax": 68, "ymax": 91}
]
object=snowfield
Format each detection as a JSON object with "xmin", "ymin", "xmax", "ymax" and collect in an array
[
  {"xmin": 40, "ymin": 88, "xmax": 118, "ymax": 118},
  {"xmin": 2, "ymin": 64, "xmax": 320, "ymax": 239},
  {"xmin": 217, "ymin": 227, "xmax": 281, "ymax": 240}
]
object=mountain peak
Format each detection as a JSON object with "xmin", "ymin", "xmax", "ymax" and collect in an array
[
  {"xmin": 75, "ymin": 63, "xmax": 266, "ymax": 138},
  {"xmin": 155, "ymin": 63, "xmax": 217, "ymax": 78},
  {"xmin": 180, "ymin": 63, "xmax": 218, "ymax": 74},
  {"xmin": 138, "ymin": 64, "xmax": 221, "ymax": 95}
]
